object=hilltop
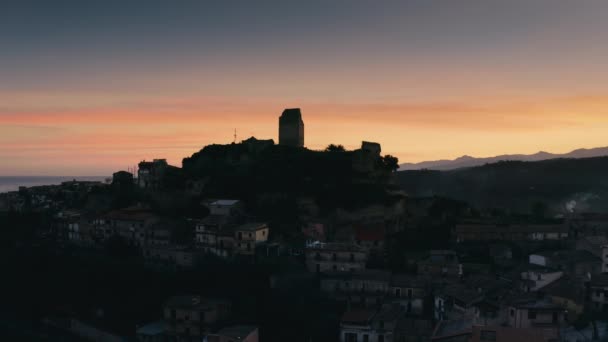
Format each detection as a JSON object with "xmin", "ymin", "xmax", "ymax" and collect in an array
[
  {"xmin": 396, "ymin": 156, "xmax": 608, "ymax": 213},
  {"xmin": 399, "ymin": 146, "xmax": 608, "ymax": 170}
]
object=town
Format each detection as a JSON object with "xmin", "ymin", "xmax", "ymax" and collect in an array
[{"xmin": 2, "ymin": 108, "xmax": 608, "ymax": 342}]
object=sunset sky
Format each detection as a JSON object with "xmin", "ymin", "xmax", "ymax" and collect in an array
[{"xmin": 2, "ymin": 1, "xmax": 608, "ymax": 176}]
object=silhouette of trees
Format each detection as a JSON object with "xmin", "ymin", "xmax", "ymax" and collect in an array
[
  {"xmin": 324, "ymin": 144, "xmax": 346, "ymax": 152},
  {"xmin": 381, "ymin": 155, "xmax": 399, "ymax": 172}
]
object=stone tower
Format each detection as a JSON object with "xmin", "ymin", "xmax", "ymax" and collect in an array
[{"xmin": 279, "ymin": 108, "xmax": 304, "ymax": 147}]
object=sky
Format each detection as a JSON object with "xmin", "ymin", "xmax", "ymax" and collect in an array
[{"xmin": 2, "ymin": 0, "xmax": 608, "ymax": 176}]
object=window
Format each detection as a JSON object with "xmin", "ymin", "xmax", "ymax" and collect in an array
[
  {"xmin": 528, "ymin": 310, "xmax": 537, "ymax": 319},
  {"xmin": 407, "ymin": 289, "xmax": 413, "ymax": 298},
  {"xmin": 379, "ymin": 320, "xmax": 384, "ymax": 329},
  {"xmin": 395, "ymin": 288, "xmax": 401, "ymax": 298},
  {"xmin": 480, "ymin": 330, "xmax": 497, "ymax": 341},
  {"xmin": 510, "ymin": 309, "xmax": 515, "ymax": 317},
  {"xmin": 363, "ymin": 334, "xmax": 369, "ymax": 342},
  {"xmin": 333, "ymin": 265, "xmax": 337, "ymax": 271},
  {"xmin": 344, "ymin": 333, "xmax": 358, "ymax": 342},
  {"xmin": 378, "ymin": 335, "xmax": 384, "ymax": 342},
  {"xmin": 350, "ymin": 253, "xmax": 355, "ymax": 261},
  {"xmin": 332, "ymin": 253, "xmax": 337, "ymax": 261}
]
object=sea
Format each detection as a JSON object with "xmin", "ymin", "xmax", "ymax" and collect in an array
[{"xmin": 0, "ymin": 176, "xmax": 109, "ymax": 193}]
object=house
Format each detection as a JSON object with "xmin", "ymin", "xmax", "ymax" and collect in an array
[
  {"xmin": 529, "ymin": 250, "xmax": 599, "ymax": 281},
  {"xmin": 520, "ymin": 265, "xmax": 563, "ymax": 292},
  {"xmin": 93, "ymin": 207, "xmax": 159, "ymax": 246},
  {"xmin": 389, "ymin": 275, "xmax": 428, "ymax": 315},
  {"xmin": 354, "ymin": 223, "xmax": 386, "ymax": 253},
  {"xmin": 320, "ymin": 272, "xmax": 429, "ymax": 314},
  {"xmin": 470, "ymin": 325, "xmax": 558, "ymax": 342},
  {"xmin": 207, "ymin": 199, "xmax": 242, "ymax": 217},
  {"xmin": 454, "ymin": 223, "xmax": 569, "ymax": 242},
  {"xmin": 506, "ymin": 296, "xmax": 568, "ymax": 328},
  {"xmin": 575, "ymin": 235, "xmax": 608, "ymax": 258},
  {"xmin": 164, "ymin": 296, "xmax": 231, "ymax": 342},
  {"xmin": 434, "ymin": 285, "xmax": 484, "ymax": 322},
  {"xmin": 570, "ymin": 212, "xmax": 608, "ymax": 237},
  {"xmin": 417, "ymin": 250, "xmax": 462, "ymax": 277},
  {"xmin": 321, "ymin": 270, "xmax": 391, "ymax": 309},
  {"xmin": 205, "ymin": 325, "xmax": 258, "ymax": 342},
  {"xmin": 112, "ymin": 171, "xmax": 134, "ymax": 187},
  {"xmin": 138, "ymin": 159, "xmax": 171, "ymax": 189},
  {"xmin": 589, "ymin": 274, "xmax": 608, "ymax": 312},
  {"xmin": 233, "ymin": 223, "xmax": 269, "ymax": 256},
  {"xmin": 143, "ymin": 246, "xmax": 199, "ymax": 270},
  {"xmin": 340, "ymin": 308, "xmax": 399, "ymax": 342},
  {"xmin": 430, "ymin": 318, "xmax": 473, "ymax": 342},
  {"xmin": 434, "ymin": 275, "xmax": 514, "ymax": 326},
  {"xmin": 305, "ymin": 242, "xmax": 367, "ymax": 273},
  {"xmin": 544, "ymin": 277, "xmax": 585, "ymax": 320},
  {"xmin": 56, "ymin": 210, "xmax": 94, "ymax": 245},
  {"xmin": 302, "ymin": 222, "xmax": 326, "ymax": 245},
  {"xmin": 195, "ymin": 216, "xmax": 235, "ymax": 257}
]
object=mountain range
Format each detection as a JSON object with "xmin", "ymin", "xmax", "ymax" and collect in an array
[{"xmin": 399, "ymin": 146, "xmax": 608, "ymax": 171}]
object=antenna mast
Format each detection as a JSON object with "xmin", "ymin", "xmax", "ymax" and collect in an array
[{"xmin": 233, "ymin": 128, "xmax": 237, "ymax": 143}]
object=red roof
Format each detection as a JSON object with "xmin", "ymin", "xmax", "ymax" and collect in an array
[
  {"xmin": 354, "ymin": 224, "xmax": 385, "ymax": 241},
  {"xmin": 341, "ymin": 309, "xmax": 375, "ymax": 324}
]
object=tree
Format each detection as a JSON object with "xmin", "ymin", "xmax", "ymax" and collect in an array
[
  {"xmin": 324, "ymin": 144, "xmax": 345, "ymax": 152},
  {"xmin": 381, "ymin": 155, "xmax": 399, "ymax": 172}
]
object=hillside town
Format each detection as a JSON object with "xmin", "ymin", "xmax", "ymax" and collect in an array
[{"xmin": 2, "ymin": 109, "xmax": 608, "ymax": 342}]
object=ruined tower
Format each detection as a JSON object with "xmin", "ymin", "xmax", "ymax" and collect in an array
[{"xmin": 278, "ymin": 108, "xmax": 304, "ymax": 147}]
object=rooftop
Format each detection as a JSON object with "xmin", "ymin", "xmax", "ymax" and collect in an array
[
  {"xmin": 279, "ymin": 108, "xmax": 303, "ymax": 122},
  {"xmin": 432, "ymin": 318, "xmax": 473, "ymax": 339},
  {"xmin": 341, "ymin": 309, "xmax": 375, "ymax": 325},
  {"xmin": 210, "ymin": 199, "xmax": 240, "ymax": 206},
  {"xmin": 235, "ymin": 222, "xmax": 268, "ymax": 232},
  {"xmin": 354, "ymin": 223, "xmax": 385, "ymax": 241},
  {"xmin": 307, "ymin": 242, "xmax": 365, "ymax": 252}
]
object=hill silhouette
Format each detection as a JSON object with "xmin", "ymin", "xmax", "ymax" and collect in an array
[
  {"xmin": 400, "ymin": 146, "xmax": 608, "ymax": 170},
  {"xmin": 396, "ymin": 156, "xmax": 608, "ymax": 213}
]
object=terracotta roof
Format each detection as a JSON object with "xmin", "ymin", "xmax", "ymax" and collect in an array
[
  {"xmin": 341, "ymin": 309, "xmax": 375, "ymax": 325},
  {"xmin": 354, "ymin": 224, "xmax": 385, "ymax": 241}
]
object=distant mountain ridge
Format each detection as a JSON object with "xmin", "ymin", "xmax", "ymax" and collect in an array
[{"xmin": 399, "ymin": 146, "xmax": 608, "ymax": 170}]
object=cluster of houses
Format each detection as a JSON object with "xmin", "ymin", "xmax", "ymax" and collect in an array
[
  {"xmin": 47, "ymin": 190, "xmax": 608, "ymax": 341},
  {"xmin": 136, "ymin": 295, "xmax": 258, "ymax": 342},
  {"xmin": 54, "ymin": 199, "xmax": 270, "ymax": 270},
  {"xmin": 7, "ymin": 171, "xmax": 608, "ymax": 341},
  {"xmin": 292, "ymin": 215, "xmax": 608, "ymax": 342}
]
